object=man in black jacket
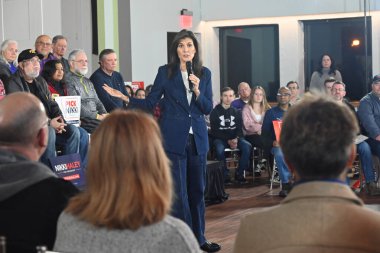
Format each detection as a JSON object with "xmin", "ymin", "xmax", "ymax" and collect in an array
[
  {"xmin": 5, "ymin": 49, "xmax": 86, "ymax": 167},
  {"xmin": 0, "ymin": 92, "xmax": 78, "ymax": 253},
  {"xmin": 210, "ymin": 87, "xmax": 252, "ymax": 184}
]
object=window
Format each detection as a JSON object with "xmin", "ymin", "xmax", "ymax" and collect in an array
[
  {"xmin": 303, "ymin": 17, "xmax": 372, "ymax": 100},
  {"xmin": 219, "ymin": 25, "xmax": 279, "ymax": 101}
]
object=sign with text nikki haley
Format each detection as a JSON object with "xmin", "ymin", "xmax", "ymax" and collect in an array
[
  {"xmin": 55, "ymin": 96, "xmax": 81, "ymax": 126},
  {"xmin": 50, "ymin": 153, "xmax": 86, "ymax": 190}
]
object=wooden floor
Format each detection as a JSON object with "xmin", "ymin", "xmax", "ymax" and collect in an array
[{"xmin": 204, "ymin": 172, "xmax": 380, "ymax": 253}]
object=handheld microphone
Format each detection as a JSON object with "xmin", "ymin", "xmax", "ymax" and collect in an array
[{"xmin": 186, "ymin": 61, "xmax": 193, "ymax": 92}]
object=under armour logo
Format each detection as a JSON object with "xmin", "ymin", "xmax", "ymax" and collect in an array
[{"xmin": 219, "ymin": 115, "xmax": 235, "ymax": 126}]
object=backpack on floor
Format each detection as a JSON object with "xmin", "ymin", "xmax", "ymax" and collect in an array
[{"xmin": 205, "ymin": 161, "xmax": 228, "ymax": 206}]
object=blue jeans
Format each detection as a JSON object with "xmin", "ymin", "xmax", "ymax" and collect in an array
[
  {"xmin": 272, "ymin": 147, "xmax": 291, "ymax": 183},
  {"xmin": 78, "ymin": 127, "xmax": 89, "ymax": 170},
  {"xmin": 213, "ymin": 138, "xmax": 252, "ymax": 178},
  {"xmin": 40, "ymin": 124, "xmax": 80, "ymax": 167},
  {"xmin": 357, "ymin": 141, "xmax": 375, "ymax": 183},
  {"xmin": 40, "ymin": 126, "xmax": 56, "ymax": 166},
  {"xmin": 167, "ymin": 134, "xmax": 206, "ymax": 245}
]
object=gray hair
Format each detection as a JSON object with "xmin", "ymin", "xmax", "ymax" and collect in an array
[
  {"xmin": 68, "ymin": 49, "xmax": 86, "ymax": 62},
  {"xmin": 52, "ymin": 35, "xmax": 67, "ymax": 44},
  {"xmin": 0, "ymin": 39, "xmax": 18, "ymax": 67}
]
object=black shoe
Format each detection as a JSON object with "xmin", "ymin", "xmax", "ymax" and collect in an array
[
  {"xmin": 366, "ymin": 182, "xmax": 380, "ymax": 196},
  {"xmin": 200, "ymin": 241, "xmax": 221, "ymax": 252},
  {"xmin": 222, "ymin": 192, "xmax": 229, "ymax": 200},
  {"xmin": 245, "ymin": 170, "xmax": 254, "ymax": 177},
  {"xmin": 224, "ymin": 178, "xmax": 233, "ymax": 186},
  {"xmin": 279, "ymin": 183, "xmax": 292, "ymax": 198},
  {"xmin": 235, "ymin": 175, "xmax": 247, "ymax": 185}
]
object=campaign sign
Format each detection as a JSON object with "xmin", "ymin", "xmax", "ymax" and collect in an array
[
  {"xmin": 50, "ymin": 153, "xmax": 86, "ymax": 190},
  {"xmin": 124, "ymin": 81, "xmax": 144, "ymax": 92},
  {"xmin": 55, "ymin": 96, "xmax": 81, "ymax": 126}
]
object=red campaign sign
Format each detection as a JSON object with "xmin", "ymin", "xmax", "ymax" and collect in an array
[
  {"xmin": 132, "ymin": 81, "xmax": 144, "ymax": 92},
  {"xmin": 272, "ymin": 120, "xmax": 283, "ymax": 142}
]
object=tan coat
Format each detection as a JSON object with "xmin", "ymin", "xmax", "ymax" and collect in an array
[{"xmin": 233, "ymin": 181, "xmax": 380, "ymax": 253}]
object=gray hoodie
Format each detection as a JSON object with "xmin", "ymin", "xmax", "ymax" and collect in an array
[{"xmin": 0, "ymin": 149, "xmax": 57, "ymax": 202}]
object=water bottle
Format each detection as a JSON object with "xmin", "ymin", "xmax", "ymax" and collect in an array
[
  {"xmin": 0, "ymin": 236, "xmax": 6, "ymax": 253},
  {"xmin": 36, "ymin": 245, "xmax": 47, "ymax": 253}
]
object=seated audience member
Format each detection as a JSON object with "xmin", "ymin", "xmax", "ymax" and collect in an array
[
  {"xmin": 65, "ymin": 49, "xmax": 107, "ymax": 133},
  {"xmin": 231, "ymin": 82, "xmax": 251, "ymax": 111},
  {"xmin": 332, "ymin": 81, "xmax": 380, "ymax": 195},
  {"xmin": 41, "ymin": 59, "xmax": 90, "ymax": 169},
  {"xmin": 0, "ymin": 93, "xmax": 78, "ymax": 253},
  {"xmin": 286, "ymin": 81, "xmax": 300, "ymax": 105},
  {"xmin": 134, "ymin": 88, "xmax": 146, "ymax": 99},
  {"xmin": 125, "ymin": 84, "xmax": 134, "ymax": 97},
  {"xmin": 358, "ymin": 75, "xmax": 380, "ymax": 177},
  {"xmin": 242, "ymin": 86, "xmax": 270, "ymax": 175},
  {"xmin": 145, "ymin": 84, "xmax": 153, "ymax": 96},
  {"xmin": 5, "ymin": 49, "xmax": 84, "ymax": 167},
  {"xmin": 210, "ymin": 87, "xmax": 252, "ymax": 184},
  {"xmin": 323, "ymin": 77, "xmax": 336, "ymax": 96},
  {"xmin": 41, "ymin": 59, "xmax": 67, "ymax": 97},
  {"xmin": 242, "ymin": 86, "xmax": 270, "ymax": 149},
  {"xmin": 54, "ymin": 110, "xmax": 200, "ymax": 253},
  {"xmin": 52, "ymin": 35, "xmax": 70, "ymax": 73},
  {"xmin": 35, "ymin": 35, "xmax": 56, "ymax": 72},
  {"xmin": 90, "ymin": 49, "xmax": 128, "ymax": 112},
  {"xmin": 234, "ymin": 94, "xmax": 380, "ymax": 253},
  {"xmin": 0, "ymin": 39, "xmax": 18, "ymax": 82},
  {"xmin": 262, "ymin": 87, "xmax": 292, "ymax": 197}
]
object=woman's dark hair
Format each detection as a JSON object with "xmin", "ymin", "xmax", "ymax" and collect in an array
[
  {"xmin": 317, "ymin": 53, "xmax": 337, "ymax": 76},
  {"xmin": 41, "ymin": 59, "xmax": 63, "ymax": 83},
  {"xmin": 167, "ymin": 29, "xmax": 203, "ymax": 79},
  {"xmin": 125, "ymin": 85, "xmax": 134, "ymax": 97},
  {"xmin": 134, "ymin": 88, "xmax": 145, "ymax": 97}
]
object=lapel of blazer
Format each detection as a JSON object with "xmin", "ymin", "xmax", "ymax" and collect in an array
[{"xmin": 174, "ymin": 68, "xmax": 191, "ymax": 112}]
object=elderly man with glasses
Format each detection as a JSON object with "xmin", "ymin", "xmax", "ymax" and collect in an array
[
  {"xmin": 35, "ymin": 35, "xmax": 56, "ymax": 72},
  {"xmin": 262, "ymin": 86, "xmax": 292, "ymax": 197},
  {"xmin": 65, "ymin": 49, "xmax": 107, "ymax": 133},
  {"xmin": 332, "ymin": 81, "xmax": 380, "ymax": 195}
]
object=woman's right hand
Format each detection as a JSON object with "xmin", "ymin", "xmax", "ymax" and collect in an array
[{"xmin": 103, "ymin": 84, "xmax": 129, "ymax": 103}]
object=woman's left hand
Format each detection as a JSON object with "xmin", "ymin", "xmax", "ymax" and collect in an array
[{"xmin": 189, "ymin": 74, "xmax": 200, "ymax": 96}]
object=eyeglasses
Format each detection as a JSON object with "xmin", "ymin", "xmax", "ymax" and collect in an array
[
  {"xmin": 73, "ymin": 60, "xmax": 88, "ymax": 64},
  {"xmin": 277, "ymin": 93, "xmax": 291, "ymax": 97},
  {"xmin": 37, "ymin": 41, "xmax": 52, "ymax": 47},
  {"xmin": 23, "ymin": 58, "xmax": 41, "ymax": 65}
]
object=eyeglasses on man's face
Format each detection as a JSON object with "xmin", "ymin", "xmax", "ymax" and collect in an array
[
  {"xmin": 37, "ymin": 41, "xmax": 52, "ymax": 47},
  {"xmin": 277, "ymin": 93, "xmax": 291, "ymax": 97},
  {"xmin": 73, "ymin": 59, "xmax": 88, "ymax": 65},
  {"xmin": 23, "ymin": 58, "xmax": 41, "ymax": 65}
]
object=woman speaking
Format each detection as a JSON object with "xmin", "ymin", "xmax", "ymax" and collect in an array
[{"xmin": 103, "ymin": 29, "xmax": 220, "ymax": 252}]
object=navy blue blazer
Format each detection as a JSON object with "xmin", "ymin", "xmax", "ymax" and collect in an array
[{"xmin": 130, "ymin": 65, "xmax": 213, "ymax": 156}]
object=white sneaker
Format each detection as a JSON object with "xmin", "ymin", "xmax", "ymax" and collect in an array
[{"xmin": 272, "ymin": 173, "xmax": 280, "ymax": 184}]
